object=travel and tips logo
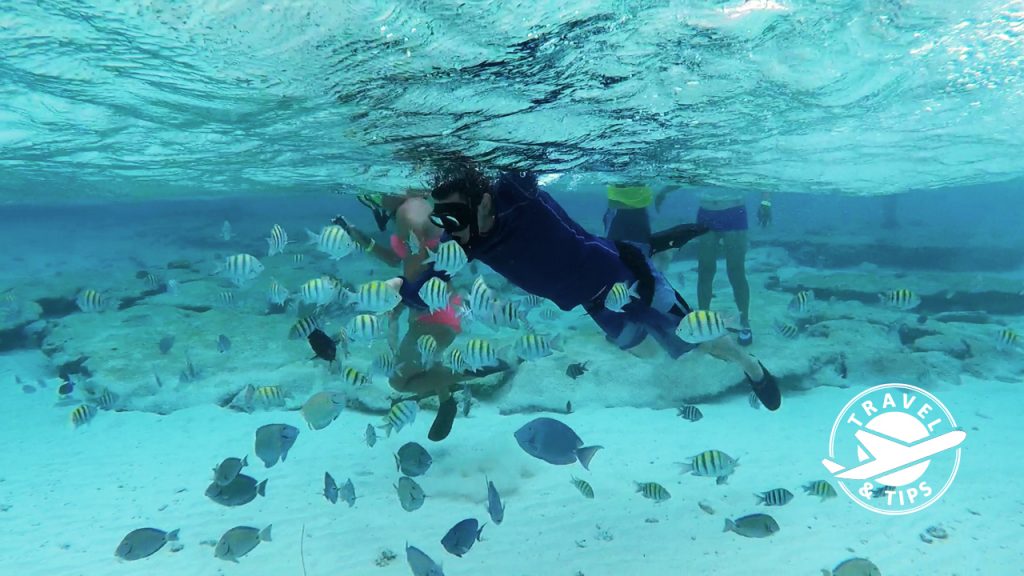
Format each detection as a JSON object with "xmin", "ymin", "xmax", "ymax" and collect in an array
[{"xmin": 822, "ymin": 383, "xmax": 966, "ymax": 515}]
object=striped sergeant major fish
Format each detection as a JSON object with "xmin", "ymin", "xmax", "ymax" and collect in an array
[
  {"xmin": 675, "ymin": 310, "xmax": 729, "ymax": 344},
  {"xmin": 306, "ymin": 225, "xmax": 356, "ymax": 260},
  {"xmin": 266, "ymin": 224, "xmax": 290, "ymax": 257}
]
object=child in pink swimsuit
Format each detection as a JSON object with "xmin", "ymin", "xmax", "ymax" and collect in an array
[{"xmin": 390, "ymin": 235, "xmax": 462, "ymax": 333}]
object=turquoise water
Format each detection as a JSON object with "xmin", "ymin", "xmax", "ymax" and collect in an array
[{"xmin": 2, "ymin": 2, "xmax": 1023, "ymax": 576}]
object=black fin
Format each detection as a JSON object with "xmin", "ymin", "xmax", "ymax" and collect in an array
[{"xmin": 649, "ymin": 223, "xmax": 710, "ymax": 254}]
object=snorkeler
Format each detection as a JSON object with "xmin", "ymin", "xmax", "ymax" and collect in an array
[
  {"xmin": 654, "ymin": 186, "xmax": 772, "ymax": 346},
  {"xmin": 387, "ymin": 162, "xmax": 782, "ymax": 415},
  {"xmin": 335, "ymin": 190, "xmax": 513, "ymax": 442}
]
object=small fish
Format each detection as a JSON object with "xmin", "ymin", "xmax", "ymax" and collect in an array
[
  {"xmin": 824, "ymin": 557, "xmax": 882, "ymax": 576},
  {"xmin": 803, "ymin": 479, "xmax": 838, "ymax": 501},
  {"xmin": 76, "ymin": 289, "xmax": 109, "ymax": 312},
  {"xmin": 380, "ymin": 400, "xmax": 419, "ymax": 437},
  {"xmin": 21, "ymin": 384, "xmax": 36, "ymax": 394},
  {"xmin": 996, "ymin": 327, "xmax": 1020, "ymax": 351},
  {"xmin": 514, "ymin": 333, "xmax": 563, "ymax": 361},
  {"xmin": 179, "ymin": 354, "xmax": 200, "ymax": 383},
  {"xmin": 345, "ymin": 314, "xmax": 385, "ymax": 343},
  {"xmin": 292, "ymin": 253, "xmax": 304, "ymax": 264},
  {"xmin": 165, "ymin": 279, "xmax": 179, "ymax": 294},
  {"xmin": 748, "ymin": 391, "xmax": 761, "ymax": 410},
  {"xmin": 307, "ymin": 328, "xmax": 337, "ymax": 362},
  {"xmin": 443, "ymin": 347, "xmax": 467, "ymax": 373},
  {"xmin": 396, "ymin": 475, "xmax": 426, "ymax": 511},
  {"xmin": 635, "ymin": 481, "xmax": 671, "ymax": 502},
  {"xmin": 675, "ymin": 310, "xmax": 729, "ymax": 344},
  {"xmin": 418, "ymin": 277, "xmax": 451, "ymax": 313},
  {"xmin": 462, "ymin": 338, "xmax": 499, "ymax": 372},
  {"xmin": 214, "ymin": 456, "xmax": 248, "ymax": 486},
  {"xmin": 486, "ymin": 478, "xmax": 505, "ymax": 524},
  {"xmin": 289, "ymin": 315, "xmax": 322, "ymax": 340},
  {"xmin": 306, "ymin": 225, "xmax": 356, "ymax": 260},
  {"xmin": 539, "ymin": 307, "xmax": 559, "ymax": 321},
  {"xmin": 90, "ymin": 387, "xmax": 118, "ymax": 410},
  {"xmin": 205, "ymin": 474, "xmax": 267, "ymax": 507},
  {"xmin": 217, "ymin": 254, "xmax": 264, "ymax": 287},
  {"xmin": 339, "ymin": 477, "xmax": 356, "ymax": 507},
  {"xmin": 157, "ymin": 335, "xmax": 175, "ymax": 355},
  {"xmin": 267, "ymin": 278, "xmax": 289, "ymax": 307},
  {"xmin": 755, "ymin": 488, "xmax": 794, "ymax": 507},
  {"xmin": 351, "ymin": 280, "xmax": 402, "ymax": 313},
  {"xmin": 395, "ymin": 442, "xmax": 433, "ymax": 477},
  {"xmin": 221, "ymin": 220, "xmax": 233, "ymax": 241},
  {"xmin": 870, "ymin": 484, "xmax": 895, "ymax": 499},
  {"xmin": 266, "ymin": 224, "xmax": 289, "ymax": 257},
  {"xmin": 298, "ymin": 276, "xmax": 340, "ymax": 307},
  {"xmin": 250, "ymin": 385, "xmax": 288, "ymax": 407},
  {"xmin": 71, "ymin": 404, "xmax": 97, "ymax": 428},
  {"xmin": 365, "ymin": 423, "xmax": 377, "ymax": 447},
  {"xmin": 772, "ymin": 319, "xmax": 800, "ymax": 339},
  {"xmin": 514, "ymin": 417, "xmax": 602, "ymax": 469},
  {"xmin": 676, "ymin": 405, "xmax": 703, "ymax": 422},
  {"xmin": 570, "ymin": 476, "xmax": 594, "ymax": 499},
  {"xmin": 723, "ymin": 514, "xmax": 779, "ymax": 538},
  {"xmin": 406, "ymin": 544, "xmax": 444, "ymax": 576},
  {"xmin": 788, "ymin": 290, "xmax": 815, "ymax": 316},
  {"xmin": 342, "ymin": 366, "xmax": 370, "ymax": 387},
  {"xmin": 417, "ymin": 335, "xmax": 438, "ymax": 369},
  {"xmin": 565, "ymin": 362, "xmax": 589, "ymax": 380},
  {"xmin": 879, "ymin": 288, "xmax": 921, "ymax": 310},
  {"xmin": 466, "ymin": 275, "xmax": 496, "ymax": 318},
  {"xmin": 371, "ymin": 349, "xmax": 402, "ymax": 379},
  {"xmin": 115, "ymin": 527, "xmax": 180, "ymax": 561},
  {"xmin": 58, "ymin": 377, "xmax": 75, "ymax": 396},
  {"xmin": 214, "ymin": 525, "xmax": 272, "ymax": 562},
  {"xmin": 324, "ymin": 471, "xmax": 339, "ymax": 503},
  {"xmin": 217, "ymin": 334, "xmax": 231, "ymax": 353},
  {"xmin": 678, "ymin": 449, "xmax": 738, "ymax": 484},
  {"xmin": 604, "ymin": 281, "xmax": 638, "ymax": 312},
  {"xmin": 301, "ymin": 391, "xmax": 345, "ymax": 430},
  {"xmin": 218, "ymin": 291, "xmax": 235, "ymax": 307},
  {"xmin": 253, "ymin": 423, "xmax": 299, "ymax": 468},
  {"xmin": 441, "ymin": 518, "xmax": 484, "ymax": 557},
  {"xmin": 424, "ymin": 240, "xmax": 469, "ymax": 276},
  {"xmin": 565, "ymin": 400, "xmax": 573, "ymax": 414}
]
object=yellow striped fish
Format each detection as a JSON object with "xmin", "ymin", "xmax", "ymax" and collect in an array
[
  {"xmin": 424, "ymin": 240, "xmax": 468, "ymax": 276},
  {"xmin": 803, "ymin": 480, "xmax": 837, "ymax": 501},
  {"xmin": 467, "ymin": 275, "xmax": 495, "ymax": 317},
  {"xmin": 417, "ymin": 335, "xmax": 438, "ymax": 369},
  {"xmin": 75, "ymin": 289, "xmax": 108, "ymax": 313},
  {"xmin": 571, "ymin": 476, "xmax": 594, "ymax": 499},
  {"xmin": 996, "ymin": 327, "xmax": 1020, "ymax": 351},
  {"xmin": 289, "ymin": 315, "xmax": 322, "ymax": 340},
  {"xmin": 267, "ymin": 278, "xmax": 289, "ymax": 307},
  {"xmin": 418, "ymin": 277, "xmax": 450, "ymax": 313},
  {"xmin": 879, "ymin": 288, "xmax": 920, "ymax": 310},
  {"xmin": 346, "ymin": 314, "xmax": 384, "ymax": 343},
  {"xmin": 306, "ymin": 225, "xmax": 356, "ymax": 260},
  {"xmin": 379, "ymin": 400, "xmax": 418, "ymax": 437},
  {"xmin": 352, "ymin": 280, "xmax": 401, "ymax": 313},
  {"xmin": 71, "ymin": 404, "xmax": 97, "ymax": 428},
  {"xmin": 444, "ymin": 346, "xmax": 468, "ymax": 373},
  {"xmin": 251, "ymin": 385, "xmax": 287, "ymax": 406},
  {"xmin": 604, "ymin": 281, "xmax": 638, "ymax": 312},
  {"xmin": 219, "ymin": 253, "xmax": 265, "ymax": 287},
  {"xmin": 514, "ymin": 333, "xmax": 563, "ymax": 361},
  {"xmin": 635, "ymin": 481, "xmax": 671, "ymax": 502},
  {"xmin": 787, "ymin": 290, "xmax": 815, "ymax": 316},
  {"xmin": 675, "ymin": 310, "xmax": 729, "ymax": 344},
  {"xmin": 772, "ymin": 319, "xmax": 800, "ymax": 339},
  {"xmin": 299, "ymin": 276, "xmax": 340, "ymax": 307},
  {"xmin": 342, "ymin": 366, "xmax": 370, "ymax": 387},
  {"xmin": 90, "ymin": 388, "xmax": 118, "ymax": 410},
  {"xmin": 266, "ymin": 224, "xmax": 289, "ymax": 257},
  {"xmin": 462, "ymin": 338, "xmax": 498, "ymax": 372},
  {"xmin": 679, "ymin": 449, "xmax": 739, "ymax": 484},
  {"xmin": 372, "ymin": 349, "xmax": 402, "ymax": 378}
]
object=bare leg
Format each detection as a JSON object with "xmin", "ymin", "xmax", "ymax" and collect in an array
[
  {"xmin": 389, "ymin": 319, "xmax": 458, "ymax": 401},
  {"xmin": 722, "ymin": 230, "xmax": 750, "ymax": 327},
  {"xmin": 697, "ymin": 232, "xmax": 720, "ymax": 310}
]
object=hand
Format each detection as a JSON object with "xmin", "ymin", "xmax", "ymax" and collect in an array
[{"xmin": 757, "ymin": 201, "xmax": 772, "ymax": 228}]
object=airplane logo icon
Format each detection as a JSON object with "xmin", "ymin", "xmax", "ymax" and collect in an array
[{"xmin": 822, "ymin": 428, "xmax": 967, "ymax": 482}]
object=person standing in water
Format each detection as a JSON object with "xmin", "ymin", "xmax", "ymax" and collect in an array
[
  {"xmin": 336, "ymin": 190, "xmax": 502, "ymax": 442},
  {"xmin": 655, "ymin": 186, "xmax": 772, "ymax": 346}
]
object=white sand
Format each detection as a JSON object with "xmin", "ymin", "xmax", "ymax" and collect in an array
[{"xmin": 2, "ymin": 344, "xmax": 1019, "ymax": 575}]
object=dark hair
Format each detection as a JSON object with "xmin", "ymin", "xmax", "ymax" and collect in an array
[{"xmin": 429, "ymin": 159, "xmax": 491, "ymax": 205}]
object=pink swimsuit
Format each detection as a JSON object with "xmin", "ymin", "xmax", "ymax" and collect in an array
[{"xmin": 391, "ymin": 234, "xmax": 462, "ymax": 332}]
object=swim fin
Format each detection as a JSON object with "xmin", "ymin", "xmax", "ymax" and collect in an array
[
  {"xmin": 649, "ymin": 223, "xmax": 709, "ymax": 254},
  {"xmin": 428, "ymin": 396, "xmax": 458, "ymax": 442},
  {"xmin": 747, "ymin": 361, "xmax": 781, "ymax": 411}
]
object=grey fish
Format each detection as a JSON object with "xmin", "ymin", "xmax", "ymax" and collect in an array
[
  {"xmin": 870, "ymin": 485, "xmax": 895, "ymax": 499},
  {"xmin": 365, "ymin": 423, "xmax": 377, "ymax": 447},
  {"xmin": 565, "ymin": 361, "xmax": 588, "ymax": 379},
  {"xmin": 324, "ymin": 471, "xmax": 338, "ymax": 504},
  {"xmin": 214, "ymin": 456, "xmax": 247, "ymax": 486},
  {"xmin": 21, "ymin": 384, "xmax": 35, "ymax": 394},
  {"xmin": 205, "ymin": 474, "xmax": 267, "ymax": 507},
  {"xmin": 406, "ymin": 543, "xmax": 444, "ymax": 576},
  {"xmin": 676, "ymin": 405, "xmax": 703, "ymax": 422},
  {"xmin": 396, "ymin": 475, "xmax": 426, "ymax": 511},
  {"xmin": 115, "ymin": 527, "xmax": 179, "ymax": 561},
  {"xmin": 158, "ymin": 335, "xmax": 175, "ymax": 355},
  {"xmin": 214, "ymin": 525, "xmax": 272, "ymax": 562},
  {"xmin": 486, "ymin": 478, "xmax": 504, "ymax": 524},
  {"xmin": 513, "ymin": 417, "xmax": 602, "ymax": 469},
  {"xmin": 217, "ymin": 334, "xmax": 231, "ymax": 353},
  {"xmin": 339, "ymin": 477, "xmax": 356, "ymax": 507},
  {"xmin": 254, "ymin": 423, "xmax": 299, "ymax": 468},
  {"xmin": 440, "ymin": 518, "xmax": 484, "ymax": 557},
  {"xmin": 395, "ymin": 442, "xmax": 432, "ymax": 477},
  {"xmin": 724, "ymin": 513, "xmax": 780, "ymax": 538},
  {"xmin": 755, "ymin": 488, "xmax": 794, "ymax": 507},
  {"xmin": 825, "ymin": 557, "xmax": 882, "ymax": 576}
]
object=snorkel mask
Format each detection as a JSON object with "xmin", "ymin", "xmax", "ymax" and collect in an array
[{"xmin": 430, "ymin": 194, "xmax": 481, "ymax": 241}]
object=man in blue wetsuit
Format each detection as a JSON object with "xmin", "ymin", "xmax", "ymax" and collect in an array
[{"xmin": 387, "ymin": 163, "xmax": 781, "ymax": 440}]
